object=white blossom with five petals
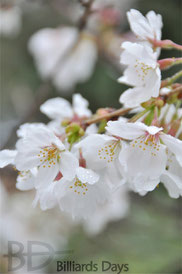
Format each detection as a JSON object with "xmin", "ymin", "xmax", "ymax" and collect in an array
[{"xmin": 106, "ymin": 121, "xmax": 182, "ymax": 194}]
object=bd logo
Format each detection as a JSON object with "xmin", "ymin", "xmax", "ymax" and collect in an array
[{"xmin": 4, "ymin": 241, "xmax": 73, "ymax": 272}]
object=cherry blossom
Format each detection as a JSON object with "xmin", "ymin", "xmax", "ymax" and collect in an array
[
  {"xmin": 118, "ymin": 42, "xmax": 161, "ymax": 107},
  {"xmin": 14, "ymin": 125, "xmax": 78, "ymax": 188},
  {"xmin": 28, "ymin": 27, "xmax": 97, "ymax": 91},
  {"xmin": 127, "ymin": 9, "xmax": 163, "ymax": 42},
  {"xmin": 106, "ymin": 121, "xmax": 182, "ymax": 193}
]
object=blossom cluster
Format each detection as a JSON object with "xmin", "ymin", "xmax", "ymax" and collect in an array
[{"xmin": 0, "ymin": 9, "xmax": 182, "ymax": 219}]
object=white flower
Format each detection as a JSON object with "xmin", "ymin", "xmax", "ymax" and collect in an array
[
  {"xmin": 127, "ymin": 9, "xmax": 163, "ymax": 41},
  {"xmin": 54, "ymin": 167, "xmax": 109, "ymax": 219},
  {"xmin": 106, "ymin": 121, "xmax": 182, "ymax": 193},
  {"xmin": 76, "ymin": 134, "xmax": 122, "ymax": 170},
  {"xmin": 40, "ymin": 93, "xmax": 92, "ymax": 135},
  {"xmin": 14, "ymin": 125, "xmax": 78, "ymax": 188},
  {"xmin": 40, "ymin": 93, "xmax": 92, "ymax": 121},
  {"xmin": 28, "ymin": 27, "xmax": 97, "ymax": 92},
  {"xmin": 0, "ymin": 6, "xmax": 22, "ymax": 37},
  {"xmin": 118, "ymin": 42, "xmax": 161, "ymax": 108}
]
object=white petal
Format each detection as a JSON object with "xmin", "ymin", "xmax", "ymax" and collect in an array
[
  {"xmin": 127, "ymin": 9, "xmax": 162, "ymax": 40},
  {"xmin": 40, "ymin": 97, "xmax": 73, "ymax": 120},
  {"xmin": 119, "ymin": 139, "xmax": 167, "ymax": 191},
  {"xmin": 60, "ymin": 151, "xmax": 78, "ymax": 180},
  {"xmin": 72, "ymin": 94, "xmax": 92, "ymax": 117},
  {"xmin": 160, "ymin": 172, "xmax": 182, "ymax": 199},
  {"xmin": 76, "ymin": 167, "xmax": 99, "ymax": 185},
  {"xmin": 33, "ymin": 182, "xmax": 58, "ymax": 210},
  {"xmin": 119, "ymin": 85, "xmax": 158, "ymax": 108},
  {"xmin": 160, "ymin": 133, "xmax": 182, "ymax": 166},
  {"xmin": 0, "ymin": 150, "xmax": 17, "ymax": 168},
  {"xmin": 146, "ymin": 11, "xmax": 163, "ymax": 40},
  {"xmin": 76, "ymin": 134, "xmax": 118, "ymax": 170},
  {"xmin": 133, "ymin": 176, "xmax": 159, "ymax": 192},
  {"xmin": 15, "ymin": 146, "xmax": 43, "ymax": 170},
  {"xmin": 121, "ymin": 42, "xmax": 156, "ymax": 67},
  {"xmin": 35, "ymin": 162, "xmax": 59, "ymax": 188},
  {"xmin": 15, "ymin": 127, "xmax": 65, "ymax": 170},
  {"xmin": 106, "ymin": 121, "xmax": 147, "ymax": 140},
  {"xmin": 16, "ymin": 169, "xmax": 36, "ymax": 191},
  {"xmin": 28, "ymin": 27, "xmax": 78, "ymax": 79},
  {"xmin": 17, "ymin": 123, "xmax": 46, "ymax": 138}
]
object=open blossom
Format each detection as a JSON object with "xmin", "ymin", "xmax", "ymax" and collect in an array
[
  {"xmin": 33, "ymin": 164, "xmax": 110, "ymax": 219},
  {"xmin": 118, "ymin": 42, "xmax": 161, "ymax": 108},
  {"xmin": 28, "ymin": 27, "xmax": 97, "ymax": 92},
  {"xmin": 127, "ymin": 9, "xmax": 163, "ymax": 42},
  {"xmin": 106, "ymin": 121, "xmax": 182, "ymax": 194},
  {"xmin": 76, "ymin": 134, "xmax": 122, "ymax": 170},
  {"xmin": 40, "ymin": 93, "xmax": 92, "ymax": 121},
  {"xmin": 40, "ymin": 93, "xmax": 93, "ymax": 135},
  {"xmin": 0, "ymin": 5, "xmax": 22, "ymax": 37},
  {"xmin": 14, "ymin": 125, "xmax": 78, "ymax": 188},
  {"xmin": 55, "ymin": 167, "xmax": 110, "ymax": 219}
]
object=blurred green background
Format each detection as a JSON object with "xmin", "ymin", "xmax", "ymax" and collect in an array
[{"xmin": 0, "ymin": 0, "xmax": 182, "ymax": 273}]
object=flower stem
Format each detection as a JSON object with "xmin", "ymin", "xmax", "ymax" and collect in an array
[
  {"xmin": 128, "ymin": 109, "xmax": 149, "ymax": 123},
  {"xmin": 161, "ymin": 70, "xmax": 182, "ymax": 87},
  {"xmin": 158, "ymin": 58, "xmax": 182, "ymax": 70},
  {"xmin": 78, "ymin": 0, "xmax": 95, "ymax": 30},
  {"xmin": 85, "ymin": 107, "xmax": 132, "ymax": 125},
  {"xmin": 150, "ymin": 39, "xmax": 182, "ymax": 51}
]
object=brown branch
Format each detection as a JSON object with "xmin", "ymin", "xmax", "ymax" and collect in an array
[
  {"xmin": 1, "ymin": 2, "xmax": 96, "ymax": 150},
  {"xmin": 78, "ymin": 0, "xmax": 94, "ymax": 30},
  {"xmin": 84, "ymin": 107, "xmax": 132, "ymax": 125}
]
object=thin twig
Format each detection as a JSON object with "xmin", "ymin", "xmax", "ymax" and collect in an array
[
  {"xmin": 84, "ymin": 108, "xmax": 132, "ymax": 125},
  {"xmin": 1, "ymin": 1, "xmax": 95, "ymax": 150},
  {"xmin": 78, "ymin": 0, "xmax": 94, "ymax": 30}
]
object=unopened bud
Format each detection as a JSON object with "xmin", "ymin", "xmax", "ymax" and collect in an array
[
  {"xmin": 66, "ymin": 123, "xmax": 85, "ymax": 145},
  {"xmin": 158, "ymin": 58, "xmax": 182, "ymax": 70},
  {"xmin": 61, "ymin": 119, "xmax": 70, "ymax": 127},
  {"xmin": 141, "ymin": 98, "xmax": 155, "ymax": 108},
  {"xmin": 154, "ymin": 98, "xmax": 164, "ymax": 108}
]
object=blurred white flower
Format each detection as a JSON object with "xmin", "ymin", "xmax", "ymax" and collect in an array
[
  {"xmin": 82, "ymin": 186, "xmax": 129, "ymax": 235},
  {"xmin": 118, "ymin": 42, "xmax": 161, "ymax": 107},
  {"xmin": 28, "ymin": 27, "xmax": 97, "ymax": 92},
  {"xmin": 0, "ymin": 5, "xmax": 22, "ymax": 37}
]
